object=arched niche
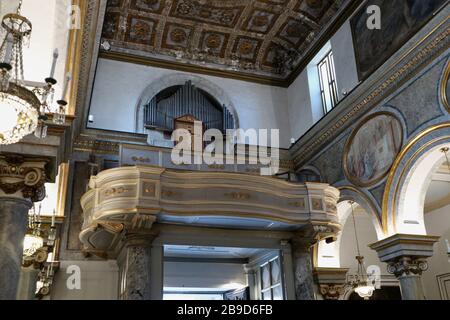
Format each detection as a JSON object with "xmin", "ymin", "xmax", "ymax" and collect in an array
[{"xmin": 135, "ymin": 73, "xmax": 239, "ymax": 133}]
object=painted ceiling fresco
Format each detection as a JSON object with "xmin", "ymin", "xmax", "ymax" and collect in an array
[{"xmin": 101, "ymin": 0, "xmax": 348, "ymax": 81}]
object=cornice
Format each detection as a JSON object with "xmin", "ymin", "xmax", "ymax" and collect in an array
[{"xmin": 99, "ymin": 51, "xmax": 288, "ymax": 87}]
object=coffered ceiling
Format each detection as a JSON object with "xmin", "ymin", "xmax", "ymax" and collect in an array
[{"xmin": 100, "ymin": 0, "xmax": 354, "ymax": 85}]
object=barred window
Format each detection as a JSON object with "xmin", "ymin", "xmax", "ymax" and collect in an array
[{"xmin": 318, "ymin": 51, "xmax": 339, "ymax": 114}]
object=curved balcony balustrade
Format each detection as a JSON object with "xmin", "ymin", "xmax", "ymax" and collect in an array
[{"xmin": 79, "ymin": 165, "xmax": 340, "ymax": 257}]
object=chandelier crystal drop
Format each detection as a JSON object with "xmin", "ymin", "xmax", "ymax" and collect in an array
[{"xmin": 0, "ymin": 0, "xmax": 70, "ymax": 145}]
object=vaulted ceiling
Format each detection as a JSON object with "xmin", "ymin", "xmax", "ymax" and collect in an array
[{"xmin": 100, "ymin": 0, "xmax": 353, "ymax": 85}]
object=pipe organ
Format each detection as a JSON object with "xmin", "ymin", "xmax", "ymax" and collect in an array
[{"xmin": 144, "ymin": 81, "xmax": 235, "ymax": 132}]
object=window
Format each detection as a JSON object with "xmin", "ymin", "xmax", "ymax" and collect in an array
[
  {"xmin": 317, "ymin": 51, "xmax": 338, "ymax": 114},
  {"xmin": 260, "ymin": 257, "xmax": 283, "ymax": 300}
]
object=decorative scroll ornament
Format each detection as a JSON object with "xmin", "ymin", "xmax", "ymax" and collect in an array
[
  {"xmin": 387, "ymin": 257, "xmax": 428, "ymax": 278},
  {"xmin": 0, "ymin": 155, "xmax": 47, "ymax": 201},
  {"xmin": 319, "ymin": 284, "xmax": 345, "ymax": 300}
]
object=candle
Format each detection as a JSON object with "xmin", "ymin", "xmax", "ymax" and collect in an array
[
  {"xmin": 49, "ymin": 49, "xmax": 59, "ymax": 79},
  {"xmin": 4, "ymin": 34, "xmax": 13, "ymax": 64},
  {"xmin": 60, "ymin": 72, "xmax": 71, "ymax": 101}
]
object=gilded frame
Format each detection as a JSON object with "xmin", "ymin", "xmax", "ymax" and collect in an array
[
  {"xmin": 343, "ymin": 112, "xmax": 404, "ymax": 188},
  {"xmin": 441, "ymin": 59, "xmax": 450, "ymax": 112}
]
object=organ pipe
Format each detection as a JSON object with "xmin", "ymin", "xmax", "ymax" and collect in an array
[{"xmin": 144, "ymin": 81, "xmax": 234, "ymax": 132}]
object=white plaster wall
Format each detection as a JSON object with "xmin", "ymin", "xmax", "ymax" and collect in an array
[
  {"xmin": 51, "ymin": 260, "xmax": 119, "ymax": 300},
  {"xmin": 88, "ymin": 58, "xmax": 292, "ymax": 148},
  {"xmin": 287, "ymin": 68, "xmax": 313, "ymax": 140},
  {"xmin": 423, "ymin": 204, "xmax": 450, "ymax": 300},
  {"xmin": 164, "ymin": 261, "xmax": 246, "ymax": 289},
  {"xmin": 1, "ymin": 0, "xmax": 70, "ymax": 98},
  {"xmin": 339, "ymin": 212, "xmax": 387, "ymax": 275},
  {"xmin": 287, "ymin": 19, "xmax": 359, "ymax": 140}
]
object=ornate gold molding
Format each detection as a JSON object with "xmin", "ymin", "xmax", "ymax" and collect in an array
[{"xmin": 441, "ymin": 59, "xmax": 450, "ymax": 112}]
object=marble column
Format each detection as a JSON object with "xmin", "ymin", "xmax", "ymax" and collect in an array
[
  {"xmin": 0, "ymin": 198, "xmax": 32, "ymax": 300},
  {"xmin": 0, "ymin": 155, "xmax": 47, "ymax": 300},
  {"xmin": 291, "ymin": 242, "xmax": 315, "ymax": 300},
  {"xmin": 17, "ymin": 266, "xmax": 40, "ymax": 300},
  {"xmin": 280, "ymin": 240, "xmax": 296, "ymax": 300},
  {"xmin": 118, "ymin": 232, "xmax": 157, "ymax": 300},
  {"xmin": 370, "ymin": 234, "xmax": 439, "ymax": 300}
]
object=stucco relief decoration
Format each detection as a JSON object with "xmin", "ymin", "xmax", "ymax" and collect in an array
[{"xmin": 344, "ymin": 113, "xmax": 403, "ymax": 187}]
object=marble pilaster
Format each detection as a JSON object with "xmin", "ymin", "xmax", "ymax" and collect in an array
[
  {"xmin": 291, "ymin": 242, "xmax": 315, "ymax": 300},
  {"xmin": 290, "ymin": 225, "xmax": 339, "ymax": 300},
  {"xmin": 118, "ymin": 232, "xmax": 157, "ymax": 300},
  {"xmin": 0, "ymin": 198, "xmax": 32, "ymax": 300}
]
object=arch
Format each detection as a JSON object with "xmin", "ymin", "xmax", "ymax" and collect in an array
[
  {"xmin": 134, "ymin": 73, "xmax": 239, "ymax": 133},
  {"xmin": 315, "ymin": 187, "xmax": 383, "ymax": 269},
  {"xmin": 393, "ymin": 141, "xmax": 450, "ymax": 235},
  {"xmin": 439, "ymin": 58, "xmax": 450, "ymax": 113},
  {"xmin": 382, "ymin": 123, "xmax": 450, "ymax": 235}
]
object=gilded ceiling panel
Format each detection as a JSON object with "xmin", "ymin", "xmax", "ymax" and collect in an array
[{"xmin": 101, "ymin": 0, "xmax": 348, "ymax": 81}]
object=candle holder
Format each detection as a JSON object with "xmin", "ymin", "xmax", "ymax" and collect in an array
[
  {"xmin": 44, "ymin": 77, "xmax": 57, "ymax": 86},
  {"xmin": 53, "ymin": 100, "xmax": 67, "ymax": 125}
]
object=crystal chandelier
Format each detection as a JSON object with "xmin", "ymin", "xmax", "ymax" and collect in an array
[
  {"xmin": 0, "ymin": 1, "xmax": 70, "ymax": 145},
  {"xmin": 346, "ymin": 201, "xmax": 376, "ymax": 300},
  {"xmin": 23, "ymin": 204, "xmax": 45, "ymax": 257}
]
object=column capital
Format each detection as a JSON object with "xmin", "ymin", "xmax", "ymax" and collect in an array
[
  {"xmin": 313, "ymin": 267, "xmax": 349, "ymax": 300},
  {"xmin": 0, "ymin": 155, "xmax": 49, "ymax": 202},
  {"xmin": 370, "ymin": 234, "xmax": 439, "ymax": 300},
  {"xmin": 386, "ymin": 256, "xmax": 429, "ymax": 278},
  {"xmin": 369, "ymin": 234, "xmax": 439, "ymax": 263}
]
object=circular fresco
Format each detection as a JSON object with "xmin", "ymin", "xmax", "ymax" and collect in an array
[{"xmin": 344, "ymin": 113, "xmax": 403, "ymax": 187}]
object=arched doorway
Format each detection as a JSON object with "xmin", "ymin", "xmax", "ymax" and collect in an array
[
  {"xmin": 316, "ymin": 196, "xmax": 400, "ymax": 299},
  {"xmin": 405, "ymin": 144, "xmax": 450, "ymax": 300}
]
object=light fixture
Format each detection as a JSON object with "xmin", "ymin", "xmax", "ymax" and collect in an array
[
  {"xmin": 23, "ymin": 234, "xmax": 44, "ymax": 257},
  {"xmin": 23, "ymin": 204, "xmax": 44, "ymax": 256},
  {"xmin": 346, "ymin": 201, "xmax": 376, "ymax": 300},
  {"xmin": 0, "ymin": 1, "xmax": 70, "ymax": 145}
]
